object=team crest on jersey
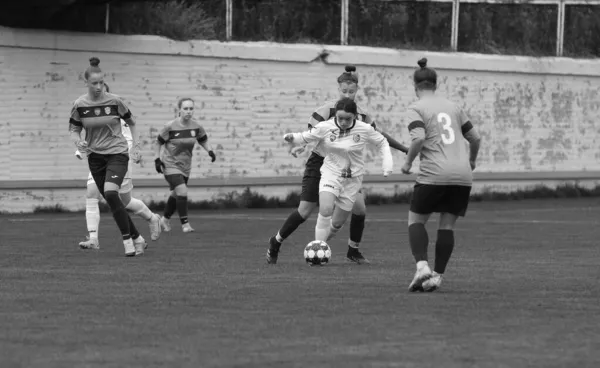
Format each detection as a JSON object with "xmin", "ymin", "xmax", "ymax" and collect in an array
[
  {"xmin": 94, "ymin": 108, "xmax": 101, "ymax": 116},
  {"xmin": 104, "ymin": 107, "xmax": 111, "ymax": 115},
  {"xmin": 353, "ymin": 134, "xmax": 361, "ymax": 142},
  {"xmin": 329, "ymin": 134, "xmax": 337, "ymax": 142}
]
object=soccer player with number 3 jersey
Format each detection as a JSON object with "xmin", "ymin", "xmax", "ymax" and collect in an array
[
  {"xmin": 154, "ymin": 98, "xmax": 216, "ymax": 233},
  {"xmin": 401, "ymin": 58, "xmax": 482, "ymax": 292}
]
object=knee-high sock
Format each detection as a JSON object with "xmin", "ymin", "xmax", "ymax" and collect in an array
[{"xmin": 85, "ymin": 198, "xmax": 100, "ymax": 240}]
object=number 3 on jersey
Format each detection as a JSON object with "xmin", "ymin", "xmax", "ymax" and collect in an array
[{"xmin": 437, "ymin": 112, "xmax": 455, "ymax": 145}]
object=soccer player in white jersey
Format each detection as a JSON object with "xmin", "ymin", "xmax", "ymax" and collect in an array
[
  {"xmin": 70, "ymin": 67, "xmax": 161, "ymax": 255},
  {"xmin": 284, "ymin": 98, "xmax": 393, "ymax": 246}
]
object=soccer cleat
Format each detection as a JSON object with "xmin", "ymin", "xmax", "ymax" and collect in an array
[
  {"xmin": 266, "ymin": 236, "xmax": 282, "ymax": 264},
  {"xmin": 79, "ymin": 236, "xmax": 99, "ymax": 250},
  {"xmin": 149, "ymin": 214, "xmax": 162, "ymax": 241},
  {"xmin": 346, "ymin": 247, "xmax": 370, "ymax": 264},
  {"xmin": 160, "ymin": 216, "xmax": 172, "ymax": 232},
  {"xmin": 123, "ymin": 239, "xmax": 136, "ymax": 257},
  {"xmin": 408, "ymin": 263, "xmax": 433, "ymax": 292},
  {"xmin": 423, "ymin": 272, "xmax": 443, "ymax": 292},
  {"xmin": 182, "ymin": 223, "xmax": 195, "ymax": 233},
  {"xmin": 133, "ymin": 235, "xmax": 147, "ymax": 256}
]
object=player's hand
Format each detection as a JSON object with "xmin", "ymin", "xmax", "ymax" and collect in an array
[
  {"xmin": 283, "ymin": 133, "xmax": 294, "ymax": 143},
  {"xmin": 208, "ymin": 150, "xmax": 216, "ymax": 162},
  {"xmin": 470, "ymin": 160, "xmax": 476, "ymax": 171},
  {"xmin": 75, "ymin": 150, "xmax": 83, "ymax": 160},
  {"xmin": 130, "ymin": 145, "xmax": 142, "ymax": 164},
  {"xmin": 76, "ymin": 140, "xmax": 88, "ymax": 153},
  {"xmin": 290, "ymin": 145, "xmax": 306, "ymax": 158},
  {"xmin": 154, "ymin": 158, "xmax": 165, "ymax": 174},
  {"xmin": 401, "ymin": 162, "xmax": 412, "ymax": 175}
]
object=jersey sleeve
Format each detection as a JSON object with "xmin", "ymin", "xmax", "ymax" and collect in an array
[
  {"xmin": 308, "ymin": 104, "xmax": 332, "ymax": 129},
  {"xmin": 157, "ymin": 122, "xmax": 171, "ymax": 144},
  {"xmin": 69, "ymin": 102, "xmax": 83, "ymax": 133},
  {"xmin": 366, "ymin": 125, "xmax": 393, "ymax": 173},
  {"xmin": 406, "ymin": 107, "xmax": 426, "ymax": 141},
  {"xmin": 292, "ymin": 122, "xmax": 330, "ymax": 144},
  {"xmin": 196, "ymin": 126, "xmax": 208, "ymax": 144},
  {"xmin": 115, "ymin": 96, "xmax": 133, "ymax": 120}
]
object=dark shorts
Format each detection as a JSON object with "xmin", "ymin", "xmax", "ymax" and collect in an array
[
  {"xmin": 410, "ymin": 183, "xmax": 472, "ymax": 217},
  {"xmin": 300, "ymin": 152, "xmax": 324, "ymax": 202},
  {"xmin": 88, "ymin": 152, "xmax": 129, "ymax": 194},
  {"xmin": 164, "ymin": 174, "xmax": 189, "ymax": 191}
]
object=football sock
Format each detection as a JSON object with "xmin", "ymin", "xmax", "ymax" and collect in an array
[
  {"xmin": 315, "ymin": 214, "xmax": 331, "ymax": 241},
  {"xmin": 434, "ymin": 230, "xmax": 455, "ymax": 274},
  {"xmin": 408, "ymin": 223, "xmax": 429, "ymax": 262},
  {"xmin": 326, "ymin": 222, "xmax": 343, "ymax": 241},
  {"xmin": 128, "ymin": 215, "xmax": 140, "ymax": 240},
  {"xmin": 163, "ymin": 195, "xmax": 177, "ymax": 219},
  {"xmin": 104, "ymin": 190, "xmax": 131, "ymax": 240},
  {"xmin": 277, "ymin": 210, "xmax": 306, "ymax": 241},
  {"xmin": 85, "ymin": 198, "xmax": 100, "ymax": 240},
  {"xmin": 125, "ymin": 197, "xmax": 153, "ymax": 221},
  {"xmin": 176, "ymin": 196, "xmax": 189, "ymax": 224},
  {"xmin": 349, "ymin": 214, "xmax": 365, "ymax": 248}
]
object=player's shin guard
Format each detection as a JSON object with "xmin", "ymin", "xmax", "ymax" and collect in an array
[
  {"xmin": 277, "ymin": 210, "xmax": 306, "ymax": 242},
  {"xmin": 408, "ymin": 223, "xmax": 429, "ymax": 262},
  {"xmin": 434, "ymin": 230, "xmax": 455, "ymax": 274},
  {"xmin": 163, "ymin": 195, "xmax": 177, "ymax": 219},
  {"xmin": 85, "ymin": 198, "xmax": 100, "ymax": 240},
  {"xmin": 315, "ymin": 214, "xmax": 332, "ymax": 241},
  {"xmin": 327, "ymin": 223, "xmax": 343, "ymax": 241},
  {"xmin": 349, "ymin": 214, "xmax": 366, "ymax": 248},
  {"xmin": 125, "ymin": 197, "xmax": 153, "ymax": 221},
  {"xmin": 176, "ymin": 196, "xmax": 189, "ymax": 224},
  {"xmin": 104, "ymin": 190, "xmax": 131, "ymax": 240}
]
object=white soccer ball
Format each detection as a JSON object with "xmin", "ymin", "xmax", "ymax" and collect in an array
[{"xmin": 304, "ymin": 240, "xmax": 331, "ymax": 265}]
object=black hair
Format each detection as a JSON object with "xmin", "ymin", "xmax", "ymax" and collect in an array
[
  {"xmin": 413, "ymin": 58, "xmax": 437, "ymax": 90},
  {"xmin": 334, "ymin": 97, "xmax": 358, "ymax": 115},
  {"xmin": 103, "ymin": 82, "xmax": 110, "ymax": 93},
  {"xmin": 84, "ymin": 57, "xmax": 102, "ymax": 80},
  {"xmin": 337, "ymin": 65, "xmax": 359, "ymax": 85}
]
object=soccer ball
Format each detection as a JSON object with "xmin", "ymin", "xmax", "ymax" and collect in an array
[{"xmin": 304, "ymin": 240, "xmax": 331, "ymax": 265}]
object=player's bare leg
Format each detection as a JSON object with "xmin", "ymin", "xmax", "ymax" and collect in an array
[
  {"xmin": 101, "ymin": 181, "xmax": 144, "ymax": 257},
  {"xmin": 407, "ymin": 211, "xmax": 433, "ymax": 292},
  {"xmin": 267, "ymin": 200, "xmax": 317, "ymax": 264},
  {"xmin": 326, "ymin": 206, "xmax": 351, "ymax": 242},
  {"xmin": 423, "ymin": 212, "xmax": 458, "ymax": 292},
  {"xmin": 347, "ymin": 192, "xmax": 369, "ymax": 264},
  {"xmin": 173, "ymin": 184, "xmax": 193, "ymax": 233},
  {"xmin": 120, "ymin": 190, "xmax": 162, "ymax": 241},
  {"xmin": 80, "ymin": 181, "xmax": 101, "ymax": 250},
  {"xmin": 315, "ymin": 192, "xmax": 337, "ymax": 241}
]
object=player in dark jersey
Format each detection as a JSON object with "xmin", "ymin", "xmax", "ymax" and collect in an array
[
  {"xmin": 153, "ymin": 97, "xmax": 216, "ymax": 233},
  {"xmin": 266, "ymin": 66, "xmax": 408, "ymax": 265},
  {"xmin": 69, "ymin": 57, "xmax": 146, "ymax": 257},
  {"xmin": 401, "ymin": 58, "xmax": 482, "ymax": 292}
]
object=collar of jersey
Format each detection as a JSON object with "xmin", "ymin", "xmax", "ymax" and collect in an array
[{"xmin": 334, "ymin": 118, "xmax": 356, "ymax": 132}]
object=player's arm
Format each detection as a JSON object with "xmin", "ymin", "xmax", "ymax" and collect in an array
[
  {"xmin": 196, "ymin": 127, "xmax": 216, "ymax": 163},
  {"xmin": 115, "ymin": 96, "xmax": 139, "ymax": 149},
  {"xmin": 153, "ymin": 122, "xmax": 171, "ymax": 173},
  {"xmin": 289, "ymin": 105, "xmax": 332, "ymax": 155},
  {"xmin": 402, "ymin": 108, "xmax": 426, "ymax": 173},
  {"xmin": 367, "ymin": 126, "xmax": 394, "ymax": 176},
  {"xmin": 69, "ymin": 104, "xmax": 86, "ymax": 151},
  {"xmin": 460, "ymin": 113, "xmax": 482, "ymax": 170},
  {"xmin": 364, "ymin": 114, "xmax": 408, "ymax": 154},
  {"xmin": 284, "ymin": 121, "xmax": 328, "ymax": 145}
]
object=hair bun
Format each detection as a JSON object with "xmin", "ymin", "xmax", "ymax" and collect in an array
[
  {"xmin": 345, "ymin": 65, "xmax": 356, "ymax": 73},
  {"xmin": 417, "ymin": 58, "xmax": 427, "ymax": 68},
  {"xmin": 89, "ymin": 57, "xmax": 100, "ymax": 67}
]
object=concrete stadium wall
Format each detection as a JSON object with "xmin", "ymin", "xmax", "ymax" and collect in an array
[{"xmin": 1, "ymin": 26, "xmax": 600, "ymax": 213}]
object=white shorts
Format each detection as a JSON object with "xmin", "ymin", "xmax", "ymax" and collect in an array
[
  {"xmin": 319, "ymin": 173, "xmax": 363, "ymax": 211},
  {"xmin": 86, "ymin": 159, "xmax": 133, "ymax": 194}
]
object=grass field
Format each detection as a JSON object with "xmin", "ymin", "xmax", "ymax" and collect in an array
[{"xmin": 1, "ymin": 198, "xmax": 600, "ymax": 368}]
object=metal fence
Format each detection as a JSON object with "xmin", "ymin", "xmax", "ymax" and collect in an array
[{"xmin": 103, "ymin": 0, "xmax": 600, "ymax": 57}]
